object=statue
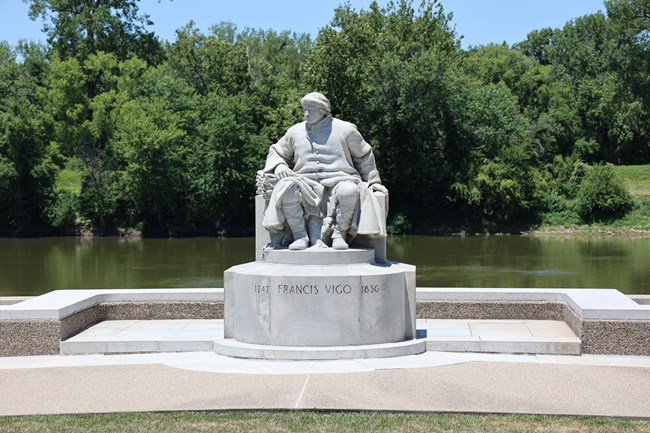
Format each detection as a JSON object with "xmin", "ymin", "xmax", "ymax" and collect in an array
[
  {"xmin": 256, "ymin": 92, "xmax": 388, "ymax": 251},
  {"xmin": 226, "ymin": 93, "xmax": 414, "ymax": 355}
]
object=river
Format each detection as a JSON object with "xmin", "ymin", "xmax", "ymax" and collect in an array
[{"xmin": 0, "ymin": 236, "xmax": 649, "ymax": 296}]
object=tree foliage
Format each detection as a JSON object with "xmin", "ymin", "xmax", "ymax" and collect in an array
[
  {"xmin": 0, "ymin": 0, "xmax": 646, "ymax": 234},
  {"xmin": 26, "ymin": 0, "xmax": 162, "ymax": 63},
  {"xmin": 0, "ymin": 41, "xmax": 58, "ymax": 229},
  {"xmin": 516, "ymin": 2, "xmax": 650, "ymax": 164}
]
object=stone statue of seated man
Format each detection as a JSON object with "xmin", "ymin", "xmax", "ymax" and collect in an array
[{"xmin": 256, "ymin": 92, "xmax": 388, "ymax": 251}]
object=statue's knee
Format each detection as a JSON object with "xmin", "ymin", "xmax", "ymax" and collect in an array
[
  {"xmin": 278, "ymin": 182, "xmax": 301, "ymax": 205},
  {"xmin": 336, "ymin": 182, "xmax": 359, "ymax": 205}
]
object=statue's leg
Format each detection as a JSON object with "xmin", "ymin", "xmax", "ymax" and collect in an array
[
  {"xmin": 306, "ymin": 216, "xmax": 323, "ymax": 246},
  {"xmin": 332, "ymin": 181, "xmax": 359, "ymax": 250},
  {"xmin": 281, "ymin": 184, "xmax": 309, "ymax": 250}
]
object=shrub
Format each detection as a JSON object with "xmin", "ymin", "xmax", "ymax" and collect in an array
[
  {"xmin": 387, "ymin": 213, "xmax": 412, "ymax": 235},
  {"xmin": 44, "ymin": 190, "xmax": 78, "ymax": 229},
  {"xmin": 541, "ymin": 209, "xmax": 581, "ymax": 226},
  {"xmin": 577, "ymin": 164, "xmax": 633, "ymax": 221}
]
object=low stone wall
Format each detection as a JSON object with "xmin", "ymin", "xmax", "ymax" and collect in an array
[
  {"xmin": 416, "ymin": 300, "xmax": 650, "ymax": 356},
  {"xmin": 60, "ymin": 306, "xmax": 102, "ymax": 343},
  {"xmin": 416, "ymin": 301, "xmax": 585, "ymax": 338},
  {"xmin": 581, "ymin": 320, "xmax": 650, "ymax": 356},
  {"xmin": 0, "ymin": 321, "xmax": 60, "ymax": 356},
  {"xmin": 99, "ymin": 302, "xmax": 223, "ymax": 322},
  {"xmin": 0, "ymin": 302, "xmax": 224, "ymax": 357},
  {"xmin": 417, "ymin": 300, "xmax": 575, "ymax": 326},
  {"xmin": 2, "ymin": 292, "xmax": 649, "ymax": 357}
]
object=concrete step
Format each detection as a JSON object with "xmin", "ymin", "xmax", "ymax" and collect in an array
[
  {"xmin": 60, "ymin": 319, "xmax": 581, "ymax": 356},
  {"xmin": 60, "ymin": 319, "xmax": 221, "ymax": 355},
  {"xmin": 420, "ymin": 319, "xmax": 581, "ymax": 355}
]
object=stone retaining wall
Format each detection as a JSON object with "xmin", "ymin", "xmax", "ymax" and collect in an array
[
  {"xmin": 99, "ymin": 302, "xmax": 223, "ymax": 322},
  {"xmin": 416, "ymin": 300, "xmax": 650, "ymax": 356},
  {"xmin": 0, "ymin": 302, "xmax": 223, "ymax": 357},
  {"xmin": 0, "ymin": 321, "xmax": 60, "ymax": 356},
  {"xmin": 2, "ymin": 298, "xmax": 649, "ymax": 357},
  {"xmin": 581, "ymin": 320, "xmax": 650, "ymax": 356}
]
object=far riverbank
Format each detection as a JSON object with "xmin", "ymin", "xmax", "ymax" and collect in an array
[{"xmin": 526, "ymin": 226, "xmax": 650, "ymax": 238}]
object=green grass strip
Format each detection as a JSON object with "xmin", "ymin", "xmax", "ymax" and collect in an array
[{"xmin": 1, "ymin": 411, "xmax": 649, "ymax": 433}]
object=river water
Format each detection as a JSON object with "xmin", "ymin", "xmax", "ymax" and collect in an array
[{"xmin": 0, "ymin": 236, "xmax": 649, "ymax": 296}]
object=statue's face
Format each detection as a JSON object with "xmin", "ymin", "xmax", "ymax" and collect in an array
[{"xmin": 303, "ymin": 104, "xmax": 327, "ymax": 125}]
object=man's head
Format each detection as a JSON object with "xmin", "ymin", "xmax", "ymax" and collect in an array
[{"xmin": 301, "ymin": 92, "xmax": 331, "ymax": 125}]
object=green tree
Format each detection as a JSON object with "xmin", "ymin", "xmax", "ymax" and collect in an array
[
  {"xmin": 515, "ymin": 27, "xmax": 556, "ymax": 65},
  {"xmin": 26, "ymin": 0, "xmax": 162, "ymax": 63},
  {"xmin": 463, "ymin": 44, "xmax": 581, "ymax": 160},
  {"xmin": 445, "ymin": 78, "xmax": 545, "ymax": 228},
  {"xmin": 605, "ymin": 0, "xmax": 650, "ymax": 162},
  {"xmin": 114, "ymin": 86, "xmax": 186, "ymax": 230},
  {"xmin": 606, "ymin": 0, "xmax": 650, "ymax": 38},
  {"xmin": 48, "ymin": 52, "xmax": 130, "ymax": 228},
  {"xmin": 305, "ymin": 0, "xmax": 551, "ymax": 230},
  {"xmin": 167, "ymin": 22, "xmax": 249, "ymax": 96},
  {"xmin": 0, "ymin": 42, "xmax": 59, "ymax": 230},
  {"xmin": 232, "ymin": 25, "xmax": 313, "ymax": 140},
  {"xmin": 306, "ymin": 0, "xmax": 457, "ymax": 122},
  {"xmin": 518, "ymin": 9, "xmax": 650, "ymax": 163},
  {"xmin": 185, "ymin": 94, "xmax": 266, "ymax": 231}
]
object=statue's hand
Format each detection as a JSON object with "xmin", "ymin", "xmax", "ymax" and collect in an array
[
  {"xmin": 274, "ymin": 164, "xmax": 294, "ymax": 179},
  {"xmin": 369, "ymin": 183, "xmax": 388, "ymax": 195}
]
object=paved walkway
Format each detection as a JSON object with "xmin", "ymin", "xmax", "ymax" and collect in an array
[
  {"xmin": 1, "ymin": 352, "xmax": 649, "ymax": 417},
  {"xmin": 2, "ymin": 343, "xmax": 650, "ymax": 417},
  {"xmin": 60, "ymin": 319, "xmax": 581, "ymax": 356}
]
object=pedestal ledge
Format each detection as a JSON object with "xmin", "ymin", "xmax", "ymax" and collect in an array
[
  {"xmin": 261, "ymin": 247, "xmax": 375, "ymax": 265},
  {"xmin": 213, "ymin": 338, "xmax": 426, "ymax": 360}
]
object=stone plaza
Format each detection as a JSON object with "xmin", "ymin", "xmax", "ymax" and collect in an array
[{"xmin": 1, "ymin": 287, "xmax": 650, "ymax": 417}]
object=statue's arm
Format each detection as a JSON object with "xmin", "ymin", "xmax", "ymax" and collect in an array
[
  {"xmin": 263, "ymin": 133, "xmax": 294, "ymax": 176},
  {"xmin": 347, "ymin": 126, "xmax": 382, "ymax": 186}
]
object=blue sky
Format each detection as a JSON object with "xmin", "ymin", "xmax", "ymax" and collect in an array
[{"xmin": 1, "ymin": 0, "xmax": 606, "ymax": 49}]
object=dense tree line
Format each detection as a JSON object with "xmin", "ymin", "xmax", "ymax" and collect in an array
[{"xmin": 0, "ymin": 0, "xmax": 647, "ymax": 235}]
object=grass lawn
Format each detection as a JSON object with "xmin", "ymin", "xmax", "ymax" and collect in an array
[
  {"xmin": 55, "ymin": 165, "xmax": 83, "ymax": 195},
  {"xmin": 1, "ymin": 412, "xmax": 649, "ymax": 433},
  {"xmin": 616, "ymin": 165, "xmax": 650, "ymax": 199}
]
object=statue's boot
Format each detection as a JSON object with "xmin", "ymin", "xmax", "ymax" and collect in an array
[
  {"xmin": 331, "ymin": 229, "xmax": 349, "ymax": 250},
  {"xmin": 332, "ymin": 205, "xmax": 355, "ymax": 250},
  {"xmin": 288, "ymin": 229, "xmax": 309, "ymax": 250},
  {"xmin": 331, "ymin": 182, "xmax": 358, "ymax": 250}
]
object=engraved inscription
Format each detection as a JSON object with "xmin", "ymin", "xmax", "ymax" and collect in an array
[
  {"xmin": 325, "ymin": 284, "xmax": 352, "ymax": 294},
  {"xmin": 362, "ymin": 284, "xmax": 379, "ymax": 293},
  {"xmin": 254, "ymin": 284, "xmax": 270, "ymax": 293},
  {"xmin": 260, "ymin": 282, "xmax": 381, "ymax": 295},
  {"xmin": 276, "ymin": 284, "xmax": 319, "ymax": 295}
]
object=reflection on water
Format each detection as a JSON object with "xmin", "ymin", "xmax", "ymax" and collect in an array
[
  {"xmin": 0, "ymin": 235, "xmax": 649, "ymax": 296},
  {"xmin": 386, "ymin": 235, "xmax": 650, "ymax": 295},
  {"xmin": 0, "ymin": 237, "xmax": 254, "ymax": 296},
  {"xmin": 513, "ymin": 269, "xmax": 578, "ymax": 276}
]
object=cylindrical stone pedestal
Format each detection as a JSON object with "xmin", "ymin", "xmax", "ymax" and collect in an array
[{"xmin": 222, "ymin": 249, "xmax": 418, "ymax": 359}]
